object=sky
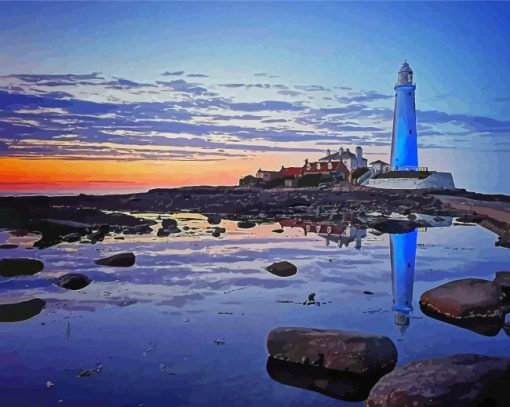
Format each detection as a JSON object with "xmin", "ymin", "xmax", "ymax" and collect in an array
[{"xmin": 1, "ymin": 1, "xmax": 510, "ymax": 195}]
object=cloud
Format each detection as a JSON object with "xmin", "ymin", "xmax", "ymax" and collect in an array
[
  {"xmin": 218, "ymin": 83, "xmax": 245, "ymax": 88},
  {"xmin": 336, "ymin": 91, "xmax": 392, "ymax": 103},
  {"xmin": 187, "ymin": 73, "xmax": 209, "ymax": 78},
  {"xmin": 295, "ymin": 85, "xmax": 329, "ymax": 92},
  {"xmin": 277, "ymin": 90, "xmax": 302, "ymax": 97},
  {"xmin": 104, "ymin": 77, "xmax": 156, "ymax": 89},
  {"xmin": 162, "ymin": 71, "xmax": 184, "ymax": 76},
  {"xmin": 156, "ymin": 79, "xmax": 208, "ymax": 96},
  {"xmin": 0, "ymin": 70, "xmax": 508, "ymax": 163},
  {"xmin": 227, "ymin": 100, "xmax": 305, "ymax": 112}
]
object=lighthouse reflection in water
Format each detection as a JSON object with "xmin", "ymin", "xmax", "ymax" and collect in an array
[{"xmin": 390, "ymin": 230, "xmax": 417, "ymax": 334}]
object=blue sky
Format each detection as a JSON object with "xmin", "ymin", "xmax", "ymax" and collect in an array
[{"xmin": 1, "ymin": 2, "xmax": 510, "ymax": 193}]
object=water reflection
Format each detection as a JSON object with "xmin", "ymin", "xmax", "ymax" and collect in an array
[
  {"xmin": 266, "ymin": 357, "xmax": 381, "ymax": 402},
  {"xmin": 390, "ymin": 230, "xmax": 417, "ymax": 335},
  {"xmin": 279, "ymin": 219, "xmax": 367, "ymax": 250}
]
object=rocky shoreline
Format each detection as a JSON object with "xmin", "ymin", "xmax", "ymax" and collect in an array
[{"xmin": 0, "ymin": 185, "xmax": 509, "ymax": 249}]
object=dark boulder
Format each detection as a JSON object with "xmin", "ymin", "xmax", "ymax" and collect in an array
[
  {"xmin": 267, "ymin": 327, "xmax": 397, "ymax": 376},
  {"xmin": 266, "ymin": 261, "xmax": 297, "ymax": 277},
  {"xmin": 237, "ymin": 221, "xmax": 256, "ymax": 229},
  {"xmin": 266, "ymin": 357, "xmax": 382, "ymax": 402},
  {"xmin": 420, "ymin": 278, "xmax": 503, "ymax": 321},
  {"xmin": 157, "ymin": 228, "xmax": 170, "ymax": 237},
  {"xmin": 0, "ymin": 258, "xmax": 44, "ymax": 277},
  {"xmin": 207, "ymin": 214, "xmax": 222, "ymax": 225},
  {"xmin": 56, "ymin": 273, "xmax": 91, "ymax": 290},
  {"xmin": 0, "ymin": 298, "xmax": 46, "ymax": 322},
  {"xmin": 366, "ymin": 354, "xmax": 510, "ymax": 407},
  {"xmin": 86, "ymin": 230, "xmax": 105, "ymax": 243},
  {"xmin": 161, "ymin": 218, "xmax": 178, "ymax": 229},
  {"xmin": 94, "ymin": 252, "xmax": 135, "ymax": 267}
]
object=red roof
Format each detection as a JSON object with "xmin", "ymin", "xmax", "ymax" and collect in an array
[
  {"xmin": 303, "ymin": 161, "xmax": 348, "ymax": 173},
  {"xmin": 279, "ymin": 167, "xmax": 303, "ymax": 177}
]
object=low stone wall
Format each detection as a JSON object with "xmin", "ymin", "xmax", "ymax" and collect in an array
[{"xmin": 367, "ymin": 172, "xmax": 455, "ymax": 190}]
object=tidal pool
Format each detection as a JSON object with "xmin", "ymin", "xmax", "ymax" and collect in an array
[{"xmin": 0, "ymin": 213, "xmax": 509, "ymax": 406}]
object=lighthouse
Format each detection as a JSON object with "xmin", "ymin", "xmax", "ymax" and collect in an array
[{"xmin": 390, "ymin": 61, "xmax": 418, "ymax": 170}]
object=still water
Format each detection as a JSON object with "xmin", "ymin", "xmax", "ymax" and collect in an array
[{"xmin": 0, "ymin": 213, "xmax": 509, "ymax": 406}]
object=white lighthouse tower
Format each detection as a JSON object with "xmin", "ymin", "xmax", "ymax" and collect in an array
[{"xmin": 390, "ymin": 61, "xmax": 418, "ymax": 170}]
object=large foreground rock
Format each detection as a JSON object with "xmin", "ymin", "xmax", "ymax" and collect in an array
[
  {"xmin": 419, "ymin": 278, "xmax": 503, "ymax": 320},
  {"xmin": 0, "ymin": 298, "xmax": 46, "ymax": 322},
  {"xmin": 266, "ymin": 261, "xmax": 297, "ymax": 277},
  {"xmin": 267, "ymin": 327, "xmax": 397, "ymax": 376},
  {"xmin": 94, "ymin": 252, "xmax": 135, "ymax": 267},
  {"xmin": 367, "ymin": 354, "xmax": 510, "ymax": 407},
  {"xmin": 0, "ymin": 258, "xmax": 44, "ymax": 277},
  {"xmin": 56, "ymin": 273, "xmax": 91, "ymax": 290}
]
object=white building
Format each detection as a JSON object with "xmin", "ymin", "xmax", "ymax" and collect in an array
[
  {"xmin": 370, "ymin": 160, "xmax": 390, "ymax": 175},
  {"xmin": 319, "ymin": 146, "xmax": 368, "ymax": 172}
]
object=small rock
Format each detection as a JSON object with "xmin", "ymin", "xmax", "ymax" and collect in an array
[
  {"xmin": 266, "ymin": 261, "xmax": 297, "ymax": 277},
  {"xmin": 237, "ymin": 221, "xmax": 256, "ymax": 229},
  {"xmin": 94, "ymin": 252, "xmax": 135, "ymax": 267},
  {"xmin": 364, "ymin": 291, "xmax": 374, "ymax": 295},
  {"xmin": 272, "ymin": 229, "xmax": 284, "ymax": 234},
  {"xmin": 366, "ymin": 354, "xmax": 510, "ymax": 406},
  {"xmin": 78, "ymin": 363, "xmax": 103, "ymax": 378},
  {"xmin": 0, "ymin": 258, "xmax": 44, "ymax": 277},
  {"xmin": 161, "ymin": 218, "xmax": 177, "ymax": 229},
  {"xmin": 86, "ymin": 230, "xmax": 105, "ymax": 243},
  {"xmin": 0, "ymin": 244, "xmax": 18, "ymax": 249},
  {"xmin": 56, "ymin": 273, "xmax": 91, "ymax": 290},
  {"xmin": 267, "ymin": 327, "xmax": 397, "ymax": 375},
  {"xmin": 207, "ymin": 214, "xmax": 222, "ymax": 225},
  {"xmin": 214, "ymin": 339, "xmax": 225, "ymax": 346}
]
